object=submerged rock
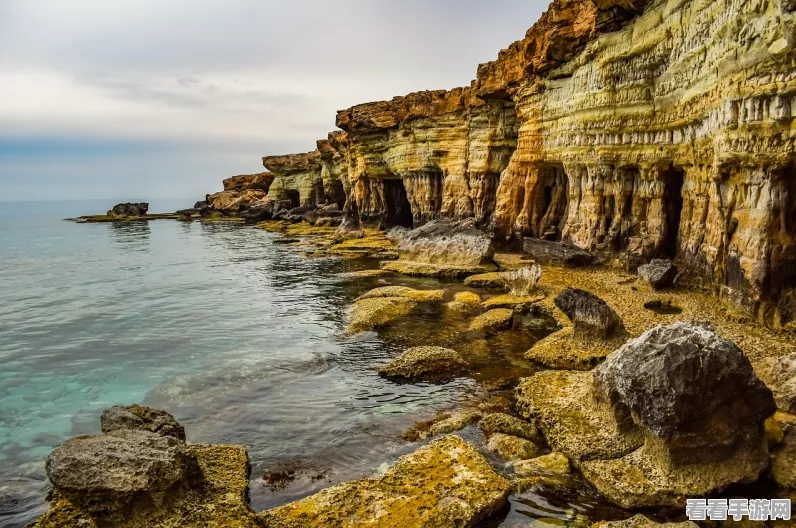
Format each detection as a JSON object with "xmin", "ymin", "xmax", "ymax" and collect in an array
[
  {"xmin": 101, "ymin": 404, "xmax": 186, "ymax": 441},
  {"xmin": 468, "ymin": 308, "xmax": 515, "ymax": 332},
  {"xmin": 107, "ymin": 202, "xmax": 149, "ymax": 217},
  {"xmin": 637, "ymin": 259, "xmax": 677, "ymax": 290},
  {"xmin": 522, "ymin": 238, "xmax": 594, "ymax": 267},
  {"xmin": 482, "ymin": 293, "xmax": 544, "ymax": 310},
  {"xmin": 554, "ymin": 288, "xmax": 623, "ymax": 339},
  {"xmin": 346, "ymin": 297, "xmax": 417, "ymax": 334},
  {"xmin": 591, "ymin": 515, "xmax": 698, "ymax": 528},
  {"xmin": 356, "ymin": 286, "xmax": 444, "ymax": 302},
  {"xmin": 478, "ymin": 413, "xmax": 540, "ymax": 441},
  {"xmin": 259, "ymin": 435, "xmax": 511, "ymax": 528},
  {"xmin": 378, "ymin": 346, "xmax": 467, "ymax": 382},
  {"xmin": 486, "ymin": 433, "xmax": 542, "ymax": 462}
]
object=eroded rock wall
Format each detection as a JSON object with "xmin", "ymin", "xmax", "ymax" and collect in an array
[{"xmin": 484, "ymin": 0, "xmax": 796, "ymax": 321}]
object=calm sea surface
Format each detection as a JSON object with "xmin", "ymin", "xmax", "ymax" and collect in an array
[{"xmin": 0, "ymin": 200, "xmax": 620, "ymax": 528}]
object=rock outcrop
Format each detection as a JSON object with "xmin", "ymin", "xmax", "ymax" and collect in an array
[
  {"xmin": 519, "ymin": 322, "xmax": 776, "ymax": 509},
  {"xmin": 378, "ymin": 346, "xmax": 467, "ymax": 382},
  {"xmin": 251, "ymin": 0, "xmax": 796, "ymax": 322},
  {"xmin": 100, "ymin": 404, "xmax": 186, "ymax": 441},
  {"xmin": 222, "ymin": 172, "xmax": 274, "ymax": 193},
  {"xmin": 107, "ymin": 203, "xmax": 148, "ymax": 217},
  {"xmin": 259, "ymin": 435, "xmax": 511, "ymax": 528}
]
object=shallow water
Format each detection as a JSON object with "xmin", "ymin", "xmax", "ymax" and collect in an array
[{"xmin": 0, "ymin": 201, "xmax": 617, "ymax": 527}]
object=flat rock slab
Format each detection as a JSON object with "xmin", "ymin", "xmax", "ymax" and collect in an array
[
  {"xmin": 478, "ymin": 413, "xmax": 540, "ymax": 441},
  {"xmin": 339, "ymin": 269, "xmax": 395, "ymax": 279},
  {"xmin": 522, "ymin": 238, "xmax": 594, "ymax": 267},
  {"xmin": 33, "ymin": 444, "xmax": 259, "ymax": 528},
  {"xmin": 511, "ymin": 453, "xmax": 570, "ymax": 477},
  {"xmin": 468, "ymin": 308, "xmax": 515, "ymax": 333},
  {"xmin": 378, "ymin": 346, "xmax": 467, "ymax": 382},
  {"xmin": 381, "ymin": 260, "xmax": 496, "ymax": 278},
  {"xmin": 357, "ymin": 286, "xmax": 444, "ymax": 302},
  {"xmin": 525, "ymin": 327, "xmax": 616, "ymax": 370},
  {"xmin": 516, "ymin": 371, "xmax": 643, "ymax": 462},
  {"xmin": 346, "ymin": 297, "xmax": 417, "ymax": 334},
  {"xmin": 259, "ymin": 435, "xmax": 511, "ymax": 528},
  {"xmin": 463, "ymin": 272, "xmax": 508, "ymax": 289}
]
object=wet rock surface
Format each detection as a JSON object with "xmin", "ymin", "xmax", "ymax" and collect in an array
[
  {"xmin": 637, "ymin": 260, "xmax": 677, "ymax": 290},
  {"xmin": 511, "ymin": 452, "xmax": 570, "ymax": 476},
  {"xmin": 346, "ymin": 296, "xmax": 417, "ymax": 334},
  {"xmin": 107, "ymin": 202, "xmax": 149, "ymax": 217},
  {"xmin": 259, "ymin": 435, "xmax": 511, "ymax": 528},
  {"xmin": 591, "ymin": 515, "xmax": 698, "ymax": 528},
  {"xmin": 378, "ymin": 346, "xmax": 467, "ymax": 382},
  {"xmin": 554, "ymin": 288, "xmax": 623, "ymax": 339},
  {"xmin": 522, "ymin": 238, "xmax": 594, "ymax": 267},
  {"xmin": 468, "ymin": 308, "xmax": 515, "ymax": 332},
  {"xmin": 478, "ymin": 413, "xmax": 540, "ymax": 441},
  {"xmin": 356, "ymin": 286, "xmax": 444, "ymax": 302},
  {"xmin": 486, "ymin": 433, "xmax": 542, "ymax": 462},
  {"xmin": 101, "ymin": 404, "xmax": 186, "ymax": 441}
]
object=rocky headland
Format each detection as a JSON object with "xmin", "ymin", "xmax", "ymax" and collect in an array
[{"xmin": 54, "ymin": 0, "xmax": 796, "ymax": 525}]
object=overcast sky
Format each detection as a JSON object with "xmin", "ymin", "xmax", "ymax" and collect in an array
[{"xmin": 0, "ymin": 1, "xmax": 545, "ymax": 203}]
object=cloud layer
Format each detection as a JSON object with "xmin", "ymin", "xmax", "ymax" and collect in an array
[{"xmin": 0, "ymin": 0, "xmax": 545, "ymax": 201}]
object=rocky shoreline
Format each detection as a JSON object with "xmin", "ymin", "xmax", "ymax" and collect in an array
[{"xmin": 50, "ymin": 0, "xmax": 796, "ymax": 524}]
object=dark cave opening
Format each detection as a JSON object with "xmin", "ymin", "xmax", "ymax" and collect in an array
[
  {"xmin": 537, "ymin": 165, "xmax": 569, "ymax": 240},
  {"xmin": 384, "ymin": 179, "xmax": 414, "ymax": 228},
  {"xmin": 328, "ymin": 180, "xmax": 346, "ymax": 209},
  {"xmin": 662, "ymin": 166, "xmax": 685, "ymax": 258},
  {"xmin": 285, "ymin": 190, "xmax": 301, "ymax": 208}
]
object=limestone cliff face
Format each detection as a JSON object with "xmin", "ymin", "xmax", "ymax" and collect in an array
[
  {"xmin": 335, "ymin": 88, "xmax": 518, "ymax": 227},
  {"xmin": 484, "ymin": 0, "xmax": 796, "ymax": 322},
  {"xmin": 222, "ymin": 172, "xmax": 274, "ymax": 193},
  {"xmin": 257, "ymin": 0, "xmax": 796, "ymax": 322}
]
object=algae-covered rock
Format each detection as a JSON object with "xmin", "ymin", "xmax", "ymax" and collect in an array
[
  {"xmin": 381, "ymin": 260, "xmax": 495, "ymax": 278},
  {"xmin": 259, "ymin": 435, "xmax": 511, "ymax": 528},
  {"xmin": 378, "ymin": 346, "xmax": 467, "ymax": 382},
  {"xmin": 446, "ymin": 291, "xmax": 483, "ymax": 311},
  {"xmin": 482, "ymin": 294, "xmax": 545, "ymax": 310},
  {"xmin": 486, "ymin": 433, "xmax": 542, "ymax": 462},
  {"xmin": 101, "ymin": 404, "xmax": 186, "ymax": 441},
  {"xmin": 591, "ymin": 515, "xmax": 698, "ymax": 528},
  {"xmin": 463, "ymin": 272, "xmax": 508, "ymax": 289},
  {"xmin": 357, "ymin": 286, "xmax": 444, "ymax": 302},
  {"xmin": 468, "ymin": 308, "xmax": 514, "ymax": 332},
  {"xmin": 429, "ymin": 412, "xmax": 482, "ymax": 436},
  {"xmin": 554, "ymin": 288, "xmax": 623, "ymax": 339},
  {"xmin": 339, "ymin": 269, "xmax": 395, "ymax": 279},
  {"xmin": 511, "ymin": 452, "xmax": 570, "ymax": 476},
  {"xmin": 478, "ymin": 413, "xmax": 540, "ymax": 441},
  {"xmin": 346, "ymin": 297, "xmax": 417, "ymax": 334},
  {"xmin": 516, "ymin": 371, "xmax": 643, "ymax": 461},
  {"xmin": 525, "ymin": 327, "xmax": 614, "ymax": 370}
]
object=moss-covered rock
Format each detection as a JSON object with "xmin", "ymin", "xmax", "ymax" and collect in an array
[
  {"xmin": 591, "ymin": 515, "xmax": 698, "ymax": 528},
  {"xmin": 524, "ymin": 327, "xmax": 615, "ymax": 370},
  {"xmin": 463, "ymin": 272, "xmax": 508, "ymax": 289},
  {"xmin": 511, "ymin": 452, "xmax": 570, "ymax": 476},
  {"xmin": 259, "ymin": 435, "xmax": 511, "ymax": 528},
  {"xmin": 486, "ymin": 433, "xmax": 542, "ymax": 462},
  {"xmin": 381, "ymin": 260, "xmax": 496, "ymax": 278},
  {"xmin": 478, "ymin": 413, "xmax": 540, "ymax": 441},
  {"xmin": 468, "ymin": 309, "xmax": 514, "ymax": 333},
  {"xmin": 346, "ymin": 297, "xmax": 417, "ymax": 334},
  {"xmin": 446, "ymin": 292, "xmax": 483, "ymax": 312},
  {"xmin": 378, "ymin": 346, "xmax": 467, "ymax": 382},
  {"xmin": 357, "ymin": 286, "xmax": 444, "ymax": 302},
  {"xmin": 516, "ymin": 371, "xmax": 644, "ymax": 462},
  {"xmin": 339, "ymin": 269, "xmax": 395, "ymax": 279}
]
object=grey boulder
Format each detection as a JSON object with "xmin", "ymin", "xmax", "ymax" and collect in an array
[
  {"xmin": 554, "ymin": 288, "xmax": 623, "ymax": 338},
  {"xmin": 101, "ymin": 404, "xmax": 186, "ymax": 441},
  {"xmin": 637, "ymin": 259, "xmax": 677, "ymax": 289}
]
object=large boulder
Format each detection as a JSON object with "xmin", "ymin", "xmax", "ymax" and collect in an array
[
  {"xmin": 45, "ymin": 429, "xmax": 202, "ymax": 515},
  {"xmin": 378, "ymin": 346, "xmax": 467, "ymax": 382},
  {"xmin": 581, "ymin": 322, "xmax": 776, "ymax": 508},
  {"xmin": 522, "ymin": 238, "xmax": 594, "ymax": 267},
  {"xmin": 259, "ymin": 435, "xmax": 511, "ymax": 528},
  {"xmin": 554, "ymin": 288, "xmax": 623, "ymax": 338},
  {"xmin": 101, "ymin": 404, "xmax": 186, "ymax": 441},
  {"xmin": 107, "ymin": 202, "xmax": 149, "ymax": 217},
  {"xmin": 637, "ymin": 259, "xmax": 677, "ymax": 290}
]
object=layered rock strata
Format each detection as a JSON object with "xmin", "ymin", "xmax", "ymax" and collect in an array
[{"xmin": 255, "ymin": 0, "xmax": 796, "ymax": 322}]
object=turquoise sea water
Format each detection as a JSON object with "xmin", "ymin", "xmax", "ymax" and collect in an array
[{"xmin": 0, "ymin": 201, "xmax": 626, "ymax": 528}]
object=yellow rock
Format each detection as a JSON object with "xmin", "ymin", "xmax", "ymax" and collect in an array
[
  {"xmin": 468, "ymin": 308, "xmax": 514, "ymax": 332},
  {"xmin": 482, "ymin": 294, "xmax": 544, "ymax": 309},
  {"xmin": 346, "ymin": 297, "xmax": 417, "ymax": 334},
  {"xmin": 356, "ymin": 286, "xmax": 444, "ymax": 302}
]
